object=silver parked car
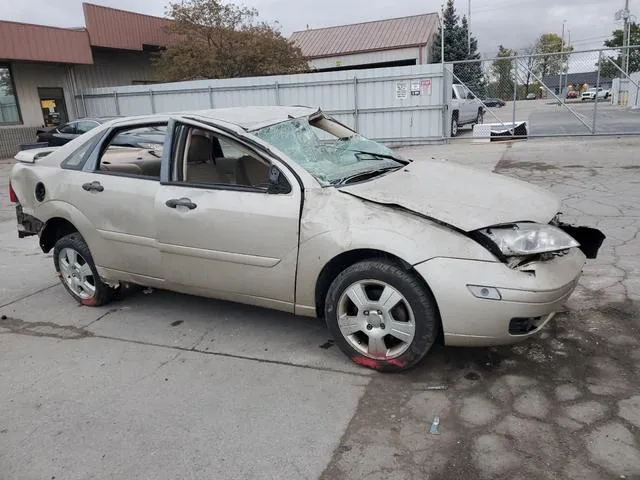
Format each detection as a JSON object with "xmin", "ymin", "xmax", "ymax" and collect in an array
[{"xmin": 9, "ymin": 106, "xmax": 605, "ymax": 372}]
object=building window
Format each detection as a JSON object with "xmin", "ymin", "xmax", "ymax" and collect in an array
[{"xmin": 0, "ymin": 64, "xmax": 21, "ymax": 125}]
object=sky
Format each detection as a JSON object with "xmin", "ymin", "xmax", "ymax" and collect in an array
[{"xmin": 0, "ymin": 0, "xmax": 629, "ymax": 59}]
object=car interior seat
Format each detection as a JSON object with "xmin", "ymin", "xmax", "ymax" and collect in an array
[
  {"xmin": 185, "ymin": 133, "xmax": 222, "ymax": 183},
  {"xmin": 235, "ymin": 155, "xmax": 270, "ymax": 187}
]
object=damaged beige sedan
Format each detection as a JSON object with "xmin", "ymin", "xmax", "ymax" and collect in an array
[{"xmin": 9, "ymin": 106, "xmax": 605, "ymax": 372}]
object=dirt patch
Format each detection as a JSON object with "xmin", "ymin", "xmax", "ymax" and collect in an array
[
  {"xmin": 494, "ymin": 159, "xmax": 558, "ymax": 171},
  {"xmin": 0, "ymin": 317, "xmax": 93, "ymax": 340}
]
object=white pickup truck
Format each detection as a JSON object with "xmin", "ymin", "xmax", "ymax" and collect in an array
[{"xmin": 451, "ymin": 84, "xmax": 484, "ymax": 136}]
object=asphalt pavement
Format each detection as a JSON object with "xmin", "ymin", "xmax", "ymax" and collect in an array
[{"xmin": 1, "ymin": 136, "xmax": 640, "ymax": 479}]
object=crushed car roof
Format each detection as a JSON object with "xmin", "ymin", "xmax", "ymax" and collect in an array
[
  {"xmin": 106, "ymin": 106, "xmax": 319, "ymax": 131},
  {"xmin": 188, "ymin": 106, "xmax": 319, "ymax": 130}
]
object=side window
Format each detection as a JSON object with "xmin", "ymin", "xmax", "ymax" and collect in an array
[
  {"xmin": 77, "ymin": 121, "xmax": 98, "ymax": 134},
  {"xmin": 173, "ymin": 125, "xmax": 290, "ymax": 193},
  {"xmin": 95, "ymin": 123, "xmax": 166, "ymax": 180},
  {"xmin": 58, "ymin": 122, "xmax": 77, "ymax": 134},
  {"xmin": 61, "ymin": 132, "xmax": 104, "ymax": 170}
]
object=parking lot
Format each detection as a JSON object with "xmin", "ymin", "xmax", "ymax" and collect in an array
[
  {"xmin": 457, "ymin": 99, "xmax": 640, "ymax": 138},
  {"xmin": 2, "ymin": 136, "xmax": 640, "ymax": 479}
]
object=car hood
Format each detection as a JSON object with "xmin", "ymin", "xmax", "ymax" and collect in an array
[{"xmin": 338, "ymin": 158, "xmax": 561, "ymax": 232}]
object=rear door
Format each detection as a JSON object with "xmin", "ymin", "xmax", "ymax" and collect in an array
[
  {"xmin": 154, "ymin": 119, "xmax": 301, "ymax": 311},
  {"xmin": 66, "ymin": 121, "xmax": 167, "ymax": 279}
]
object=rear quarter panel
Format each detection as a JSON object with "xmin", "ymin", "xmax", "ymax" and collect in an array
[{"xmin": 10, "ymin": 160, "xmax": 108, "ymax": 266}]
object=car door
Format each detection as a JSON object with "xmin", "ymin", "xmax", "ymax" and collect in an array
[
  {"xmin": 154, "ymin": 119, "xmax": 301, "ymax": 312},
  {"xmin": 76, "ymin": 120, "xmax": 100, "ymax": 136},
  {"xmin": 461, "ymin": 86, "xmax": 477, "ymax": 123},
  {"xmin": 51, "ymin": 121, "xmax": 79, "ymax": 146},
  {"xmin": 65, "ymin": 121, "xmax": 166, "ymax": 280}
]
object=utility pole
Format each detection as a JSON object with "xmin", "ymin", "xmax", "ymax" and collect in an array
[
  {"xmin": 623, "ymin": 0, "xmax": 630, "ymax": 75},
  {"xmin": 468, "ymin": 0, "xmax": 471, "ymax": 54},
  {"xmin": 564, "ymin": 30, "xmax": 571, "ymax": 96},
  {"xmin": 561, "ymin": 20, "xmax": 566, "ymax": 98},
  {"xmin": 441, "ymin": 5, "xmax": 445, "ymax": 64}
]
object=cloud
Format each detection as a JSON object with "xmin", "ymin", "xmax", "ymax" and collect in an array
[{"xmin": 0, "ymin": 0, "xmax": 625, "ymax": 58}]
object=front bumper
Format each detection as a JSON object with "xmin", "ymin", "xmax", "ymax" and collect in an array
[{"xmin": 414, "ymin": 248, "xmax": 586, "ymax": 347}]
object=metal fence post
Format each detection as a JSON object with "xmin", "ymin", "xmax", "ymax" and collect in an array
[
  {"xmin": 208, "ymin": 86, "xmax": 214, "ymax": 108},
  {"xmin": 81, "ymin": 92, "xmax": 87, "ymax": 117},
  {"xmin": 442, "ymin": 63, "xmax": 449, "ymax": 140},
  {"xmin": 512, "ymin": 54, "xmax": 518, "ymax": 132},
  {"xmin": 113, "ymin": 91, "xmax": 120, "ymax": 115},
  {"xmin": 149, "ymin": 89, "xmax": 156, "ymax": 113},
  {"xmin": 353, "ymin": 77, "xmax": 359, "ymax": 131},
  {"xmin": 274, "ymin": 82, "xmax": 280, "ymax": 106},
  {"xmin": 593, "ymin": 51, "xmax": 602, "ymax": 135}
]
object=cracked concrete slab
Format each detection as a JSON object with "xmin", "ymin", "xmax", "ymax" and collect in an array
[
  {"xmin": 563, "ymin": 401, "xmax": 608, "ymax": 425},
  {"xmin": 586, "ymin": 422, "xmax": 640, "ymax": 476},
  {"xmin": 618, "ymin": 396, "xmax": 640, "ymax": 428},
  {"xmin": 555, "ymin": 384, "xmax": 582, "ymax": 401},
  {"xmin": 458, "ymin": 395, "xmax": 500, "ymax": 426}
]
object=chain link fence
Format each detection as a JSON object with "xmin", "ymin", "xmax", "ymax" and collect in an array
[{"xmin": 445, "ymin": 45, "xmax": 640, "ymax": 140}]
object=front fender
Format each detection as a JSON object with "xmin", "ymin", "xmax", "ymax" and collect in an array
[{"xmin": 295, "ymin": 188, "xmax": 496, "ymax": 311}]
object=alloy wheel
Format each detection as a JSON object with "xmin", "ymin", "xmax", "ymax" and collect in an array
[
  {"xmin": 58, "ymin": 247, "xmax": 96, "ymax": 299},
  {"xmin": 337, "ymin": 279, "xmax": 416, "ymax": 360}
]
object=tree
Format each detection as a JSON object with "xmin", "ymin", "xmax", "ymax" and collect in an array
[
  {"xmin": 431, "ymin": 0, "xmax": 485, "ymax": 96},
  {"xmin": 532, "ymin": 33, "xmax": 571, "ymax": 79},
  {"xmin": 0, "ymin": 69, "xmax": 12, "ymax": 96},
  {"xmin": 491, "ymin": 45, "xmax": 515, "ymax": 99},
  {"xmin": 521, "ymin": 44, "xmax": 536, "ymax": 95},
  {"xmin": 599, "ymin": 22, "xmax": 640, "ymax": 78},
  {"xmin": 154, "ymin": 0, "xmax": 308, "ymax": 81},
  {"xmin": 432, "ymin": 0, "xmax": 461, "ymax": 64}
]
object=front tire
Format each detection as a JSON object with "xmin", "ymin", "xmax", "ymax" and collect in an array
[
  {"xmin": 324, "ymin": 260, "xmax": 439, "ymax": 372},
  {"xmin": 53, "ymin": 233, "xmax": 115, "ymax": 306}
]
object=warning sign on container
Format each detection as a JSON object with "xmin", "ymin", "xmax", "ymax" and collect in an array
[
  {"xmin": 421, "ymin": 79, "xmax": 432, "ymax": 95},
  {"xmin": 396, "ymin": 81, "xmax": 408, "ymax": 99}
]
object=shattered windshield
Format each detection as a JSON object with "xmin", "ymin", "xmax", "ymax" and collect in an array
[{"xmin": 252, "ymin": 116, "xmax": 407, "ymax": 186}]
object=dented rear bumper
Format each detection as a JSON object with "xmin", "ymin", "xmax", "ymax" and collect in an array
[{"xmin": 15, "ymin": 205, "xmax": 43, "ymax": 238}]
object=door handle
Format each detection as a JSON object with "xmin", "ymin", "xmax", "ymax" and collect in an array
[
  {"xmin": 82, "ymin": 181, "xmax": 104, "ymax": 192},
  {"xmin": 165, "ymin": 198, "xmax": 197, "ymax": 210}
]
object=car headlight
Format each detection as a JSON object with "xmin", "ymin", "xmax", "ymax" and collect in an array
[{"xmin": 477, "ymin": 223, "xmax": 580, "ymax": 256}]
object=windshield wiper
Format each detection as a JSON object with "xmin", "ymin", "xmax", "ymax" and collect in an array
[
  {"xmin": 349, "ymin": 149, "xmax": 407, "ymax": 163},
  {"xmin": 322, "ymin": 144, "xmax": 408, "ymax": 164},
  {"xmin": 330, "ymin": 166, "xmax": 402, "ymax": 186}
]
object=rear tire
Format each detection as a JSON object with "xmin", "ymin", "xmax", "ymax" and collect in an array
[
  {"xmin": 451, "ymin": 114, "xmax": 459, "ymax": 137},
  {"xmin": 324, "ymin": 260, "xmax": 439, "ymax": 373},
  {"xmin": 53, "ymin": 233, "xmax": 116, "ymax": 306}
]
